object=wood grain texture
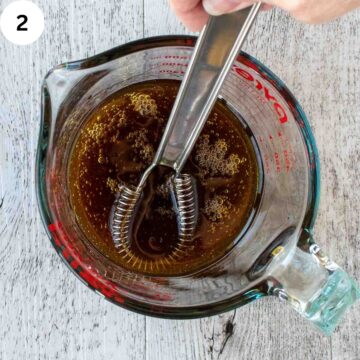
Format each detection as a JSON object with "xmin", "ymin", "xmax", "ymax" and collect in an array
[
  {"xmin": 0, "ymin": 1, "xmax": 146, "ymax": 360},
  {"xmin": 0, "ymin": 0, "xmax": 359, "ymax": 359}
]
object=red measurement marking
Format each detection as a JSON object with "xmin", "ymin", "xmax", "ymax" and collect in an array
[
  {"xmin": 159, "ymin": 70, "xmax": 185, "ymax": 75},
  {"xmin": 163, "ymin": 55, "xmax": 190, "ymax": 60},
  {"xmin": 49, "ymin": 222, "xmax": 125, "ymax": 304},
  {"xmin": 255, "ymin": 80, "xmax": 262, "ymax": 90},
  {"xmin": 160, "ymin": 62, "xmax": 188, "ymax": 67},
  {"xmin": 283, "ymin": 149, "xmax": 292, "ymax": 173},
  {"xmin": 274, "ymin": 152, "xmax": 282, "ymax": 173}
]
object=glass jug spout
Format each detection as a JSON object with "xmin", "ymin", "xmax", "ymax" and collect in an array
[
  {"xmin": 268, "ymin": 239, "xmax": 360, "ymax": 335},
  {"xmin": 41, "ymin": 63, "xmax": 112, "ymax": 159},
  {"xmin": 43, "ymin": 67, "xmax": 81, "ymax": 119}
]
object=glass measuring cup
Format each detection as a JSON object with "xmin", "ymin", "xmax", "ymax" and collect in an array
[{"xmin": 36, "ymin": 36, "xmax": 359, "ymax": 335}]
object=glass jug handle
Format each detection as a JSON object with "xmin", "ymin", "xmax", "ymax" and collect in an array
[{"xmin": 268, "ymin": 239, "xmax": 360, "ymax": 335}]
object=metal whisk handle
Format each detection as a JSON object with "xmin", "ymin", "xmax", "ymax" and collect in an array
[{"xmin": 153, "ymin": 4, "xmax": 261, "ymax": 172}]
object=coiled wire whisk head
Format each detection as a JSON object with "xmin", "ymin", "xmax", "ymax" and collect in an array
[
  {"xmin": 111, "ymin": 185, "xmax": 141, "ymax": 249},
  {"xmin": 171, "ymin": 174, "xmax": 197, "ymax": 257},
  {"xmin": 110, "ymin": 173, "xmax": 197, "ymax": 270}
]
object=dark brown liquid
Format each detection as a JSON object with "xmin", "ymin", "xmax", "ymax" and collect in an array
[{"xmin": 68, "ymin": 80, "xmax": 259, "ymax": 276}]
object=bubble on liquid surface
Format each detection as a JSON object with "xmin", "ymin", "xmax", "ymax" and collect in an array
[
  {"xmin": 127, "ymin": 128, "xmax": 154, "ymax": 164},
  {"xmin": 195, "ymin": 135, "xmax": 246, "ymax": 178},
  {"xmin": 203, "ymin": 195, "xmax": 232, "ymax": 222},
  {"xmin": 129, "ymin": 93, "xmax": 158, "ymax": 117}
]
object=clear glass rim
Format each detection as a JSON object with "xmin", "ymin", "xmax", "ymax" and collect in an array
[{"xmin": 36, "ymin": 35, "xmax": 321, "ymax": 319}]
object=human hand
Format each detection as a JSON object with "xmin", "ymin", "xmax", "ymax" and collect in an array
[{"xmin": 169, "ymin": 0, "xmax": 360, "ymax": 31}]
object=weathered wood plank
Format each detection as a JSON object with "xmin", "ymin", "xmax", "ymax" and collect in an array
[{"xmin": 0, "ymin": 1, "xmax": 145, "ymax": 359}]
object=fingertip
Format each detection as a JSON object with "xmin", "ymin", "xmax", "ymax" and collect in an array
[
  {"xmin": 203, "ymin": 0, "xmax": 256, "ymax": 16},
  {"xmin": 181, "ymin": 12, "xmax": 209, "ymax": 32},
  {"xmin": 261, "ymin": 4, "xmax": 273, "ymax": 11},
  {"xmin": 169, "ymin": 0, "xmax": 201, "ymax": 13},
  {"xmin": 173, "ymin": 2, "xmax": 209, "ymax": 32}
]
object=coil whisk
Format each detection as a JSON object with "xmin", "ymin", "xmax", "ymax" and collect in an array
[{"xmin": 110, "ymin": 174, "xmax": 197, "ymax": 270}]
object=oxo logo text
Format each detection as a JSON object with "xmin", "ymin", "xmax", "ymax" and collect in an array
[{"xmin": 233, "ymin": 65, "xmax": 288, "ymax": 124}]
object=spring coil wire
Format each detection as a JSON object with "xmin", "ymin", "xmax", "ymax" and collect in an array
[{"xmin": 111, "ymin": 174, "xmax": 197, "ymax": 271}]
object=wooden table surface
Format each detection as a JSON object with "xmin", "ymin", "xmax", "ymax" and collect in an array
[{"xmin": 0, "ymin": 0, "xmax": 359, "ymax": 359}]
